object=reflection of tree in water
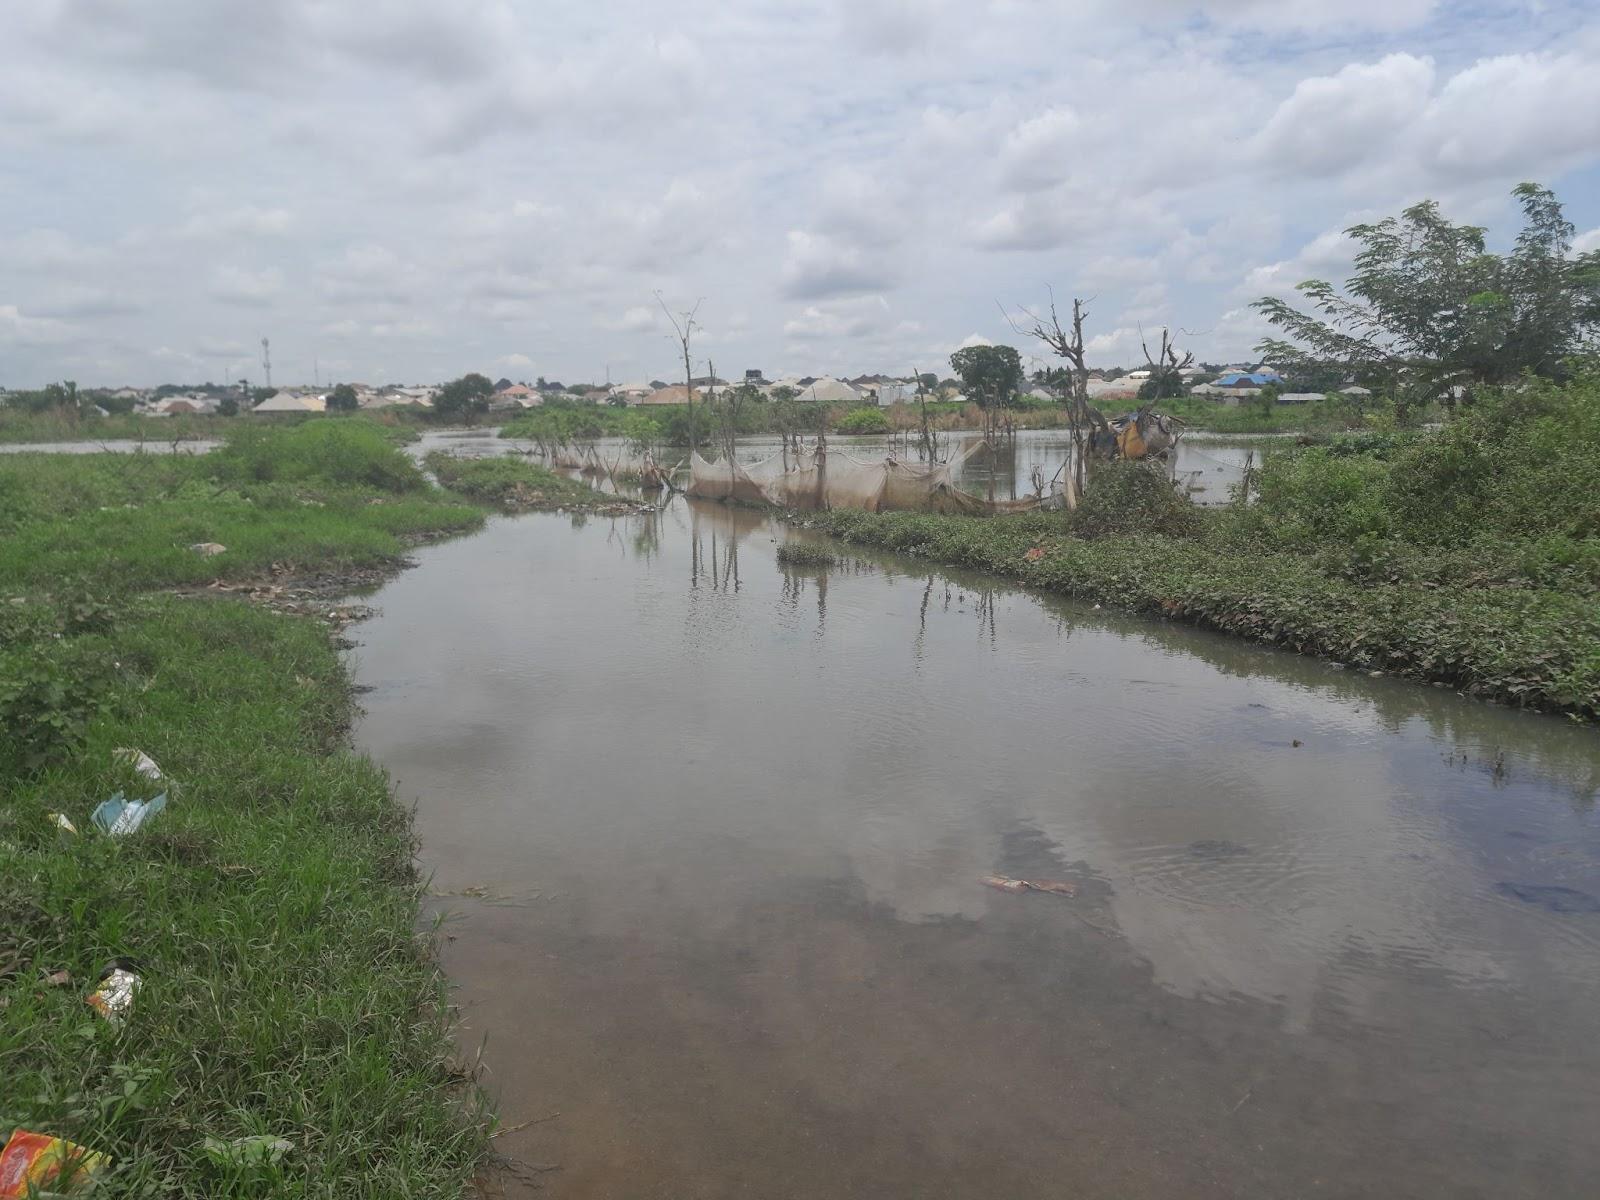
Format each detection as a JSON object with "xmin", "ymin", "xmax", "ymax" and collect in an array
[{"xmin": 630, "ymin": 510, "xmax": 662, "ymax": 562}]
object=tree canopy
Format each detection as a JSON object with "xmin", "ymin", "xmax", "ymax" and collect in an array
[
  {"xmin": 326, "ymin": 383, "xmax": 359, "ymax": 413},
  {"xmin": 434, "ymin": 373, "xmax": 494, "ymax": 420},
  {"xmin": 1254, "ymin": 183, "xmax": 1600, "ymax": 407},
  {"xmin": 949, "ymin": 344, "xmax": 1022, "ymax": 408}
]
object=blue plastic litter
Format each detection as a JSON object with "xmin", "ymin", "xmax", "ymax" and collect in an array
[{"xmin": 92, "ymin": 791, "xmax": 168, "ymax": 837}]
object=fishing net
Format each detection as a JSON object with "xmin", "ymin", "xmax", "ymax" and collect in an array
[{"xmin": 687, "ymin": 441, "xmax": 1055, "ymax": 514}]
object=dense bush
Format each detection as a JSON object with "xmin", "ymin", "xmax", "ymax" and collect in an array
[
  {"xmin": 835, "ymin": 407, "xmax": 890, "ymax": 434},
  {"xmin": 1068, "ymin": 460, "xmax": 1205, "ymax": 540},
  {"xmin": 213, "ymin": 421, "xmax": 425, "ymax": 492}
]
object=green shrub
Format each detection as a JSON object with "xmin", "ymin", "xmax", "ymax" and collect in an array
[
  {"xmin": 776, "ymin": 541, "xmax": 837, "ymax": 568},
  {"xmin": 213, "ymin": 421, "xmax": 425, "ymax": 492},
  {"xmin": 1246, "ymin": 449, "xmax": 1392, "ymax": 546},
  {"xmin": 1068, "ymin": 461, "xmax": 1204, "ymax": 540},
  {"xmin": 835, "ymin": 407, "xmax": 890, "ymax": 434}
]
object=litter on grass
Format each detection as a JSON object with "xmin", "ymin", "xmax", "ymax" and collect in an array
[
  {"xmin": 86, "ymin": 962, "xmax": 141, "ymax": 1025},
  {"xmin": 114, "ymin": 747, "xmax": 165, "ymax": 784},
  {"xmin": 201, "ymin": 1135, "xmax": 293, "ymax": 1168},
  {"xmin": 0, "ymin": 1129, "xmax": 108, "ymax": 1198},
  {"xmin": 49, "ymin": 813, "xmax": 77, "ymax": 834},
  {"xmin": 188, "ymin": 542, "xmax": 227, "ymax": 556},
  {"xmin": 981, "ymin": 875, "xmax": 1079, "ymax": 898},
  {"xmin": 92, "ymin": 791, "xmax": 167, "ymax": 837}
]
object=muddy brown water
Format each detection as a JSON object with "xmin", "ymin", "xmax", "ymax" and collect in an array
[{"xmin": 349, "ymin": 499, "xmax": 1600, "ymax": 1199}]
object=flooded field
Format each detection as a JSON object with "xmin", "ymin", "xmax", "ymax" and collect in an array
[
  {"xmin": 350, "ymin": 497, "xmax": 1600, "ymax": 1198},
  {"xmin": 414, "ymin": 426, "xmax": 1260, "ymax": 505}
]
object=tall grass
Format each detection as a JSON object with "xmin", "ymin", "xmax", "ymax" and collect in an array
[{"xmin": 0, "ymin": 598, "xmax": 488, "ymax": 1197}]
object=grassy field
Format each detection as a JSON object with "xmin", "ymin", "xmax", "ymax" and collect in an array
[
  {"xmin": 798, "ymin": 377, "xmax": 1600, "ymax": 720},
  {"xmin": 0, "ymin": 423, "xmax": 497, "ymax": 1196},
  {"xmin": 424, "ymin": 451, "xmax": 613, "ymax": 509}
]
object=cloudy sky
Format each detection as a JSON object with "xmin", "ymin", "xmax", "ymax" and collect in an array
[{"xmin": 3, "ymin": 0, "xmax": 1599, "ymax": 388}]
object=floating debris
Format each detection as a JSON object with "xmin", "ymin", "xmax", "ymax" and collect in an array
[
  {"xmin": 981, "ymin": 875, "xmax": 1078, "ymax": 897},
  {"xmin": 0, "ymin": 1129, "xmax": 108, "ymax": 1197}
]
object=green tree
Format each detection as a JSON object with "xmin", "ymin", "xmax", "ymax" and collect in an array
[
  {"xmin": 949, "ymin": 344, "xmax": 1022, "ymax": 409},
  {"xmin": 218, "ymin": 395, "xmax": 240, "ymax": 417},
  {"xmin": 326, "ymin": 383, "xmax": 359, "ymax": 413},
  {"xmin": 1254, "ymin": 183, "xmax": 1600, "ymax": 411},
  {"xmin": 434, "ymin": 373, "xmax": 494, "ymax": 421}
]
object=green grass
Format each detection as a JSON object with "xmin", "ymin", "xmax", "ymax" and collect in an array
[
  {"xmin": 0, "ymin": 409, "xmax": 234, "ymax": 444},
  {"xmin": 0, "ymin": 421, "xmax": 503, "ymax": 1195},
  {"xmin": 0, "ymin": 599, "xmax": 488, "ymax": 1197},
  {"xmin": 425, "ymin": 452, "xmax": 612, "ymax": 509},
  {"xmin": 775, "ymin": 541, "xmax": 837, "ymax": 568},
  {"xmin": 797, "ymin": 373, "xmax": 1600, "ymax": 719},
  {"xmin": 0, "ymin": 427, "xmax": 484, "ymax": 591},
  {"xmin": 805, "ymin": 505, "xmax": 1600, "ymax": 718}
]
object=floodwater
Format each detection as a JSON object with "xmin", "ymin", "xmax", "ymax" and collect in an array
[
  {"xmin": 416, "ymin": 426, "xmax": 1261, "ymax": 504},
  {"xmin": 350, "ymin": 498, "xmax": 1600, "ymax": 1198}
]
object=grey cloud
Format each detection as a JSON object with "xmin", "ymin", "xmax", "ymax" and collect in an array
[{"xmin": 779, "ymin": 231, "xmax": 896, "ymax": 299}]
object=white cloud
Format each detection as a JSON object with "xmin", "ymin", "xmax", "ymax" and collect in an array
[
  {"xmin": 1574, "ymin": 228, "xmax": 1600, "ymax": 256},
  {"xmin": 178, "ymin": 206, "xmax": 293, "ymax": 239},
  {"xmin": 1254, "ymin": 55, "xmax": 1435, "ymax": 177},
  {"xmin": 0, "ymin": 304, "xmax": 75, "ymax": 346},
  {"xmin": 208, "ymin": 265, "xmax": 283, "ymax": 306},
  {"xmin": 999, "ymin": 107, "xmax": 1081, "ymax": 191},
  {"xmin": 780, "ymin": 231, "xmax": 894, "ymax": 299},
  {"xmin": 2, "ymin": 0, "xmax": 1596, "ymax": 386},
  {"xmin": 1419, "ymin": 49, "xmax": 1600, "ymax": 178}
]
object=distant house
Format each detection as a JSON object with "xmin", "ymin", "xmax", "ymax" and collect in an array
[
  {"xmin": 1216, "ymin": 371, "xmax": 1281, "ymax": 388},
  {"xmin": 253, "ymin": 390, "xmax": 326, "ymax": 414},
  {"xmin": 1025, "ymin": 386, "xmax": 1056, "ymax": 402},
  {"xmin": 1191, "ymin": 382, "xmax": 1259, "ymax": 403},
  {"xmin": 1339, "ymin": 385, "xmax": 1372, "ymax": 397},
  {"xmin": 640, "ymin": 384, "xmax": 703, "ymax": 406},
  {"xmin": 875, "ymin": 380, "xmax": 921, "ymax": 405},
  {"xmin": 492, "ymin": 383, "xmax": 541, "ymax": 409},
  {"xmin": 1276, "ymin": 393, "xmax": 1328, "ymax": 405},
  {"xmin": 609, "ymin": 382, "xmax": 654, "ymax": 405},
  {"xmin": 795, "ymin": 377, "xmax": 860, "ymax": 405},
  {"xmin": 1086, "ymin": 377, "xmax": 1141, "ymax": 401}
]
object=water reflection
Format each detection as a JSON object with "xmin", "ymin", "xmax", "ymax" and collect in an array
[{"xmin": 351, "ymin": 498, "xmax": 1600, "ymax": 1198}]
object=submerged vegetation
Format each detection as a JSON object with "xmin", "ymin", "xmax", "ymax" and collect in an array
[
  {"xmin": 775, "ymin": 541, "xmax": 838, "ymax": 568},
  {"xmin": 0, "ymin": 422, "xmax": 504, "ymax": 1194},
  {"xmin": 799, "ymin": 375, "xmax": 1600, "ymax": 719},
  {"xmin": 424, "ymin": 451, "xmax": 613, "ymax": 509}
]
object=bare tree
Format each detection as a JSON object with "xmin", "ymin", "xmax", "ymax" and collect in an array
[
  {"xmin": 1004, "ymin": 289, "xmax": 1102, "ymax": 501},
  {"xmin": 656, "ymin": 293, "xmax": 702, "ymax": 454},
  {"xmin": 910, "ymin": 365, "xmax": 944, "ymax": 464},
  {"xmin": 1138, "ymin": 326, "xmax": 1195, "ymax": 398}
]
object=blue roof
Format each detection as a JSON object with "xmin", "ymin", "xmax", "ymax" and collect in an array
[{"xmin": 1218, "ymin": 371, "xmax": 1281, "ymax": 386}]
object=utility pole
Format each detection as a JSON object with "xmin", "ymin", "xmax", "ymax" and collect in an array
[{"xmin": 261, "ymin": 337, "xmax": 272, "ymax": 390}]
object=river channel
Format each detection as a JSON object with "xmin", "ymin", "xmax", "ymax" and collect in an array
[{"xmin": 350, "ymin": 490, "xmax": 1600, "ymax": 1198}]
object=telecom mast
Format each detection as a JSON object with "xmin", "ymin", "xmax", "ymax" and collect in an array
[{"xmin": 261, "ymin": 337, "xmax": 272, "ymax": 390}]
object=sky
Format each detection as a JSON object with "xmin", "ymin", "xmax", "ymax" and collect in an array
[{"xmin": 2, "ymin": 0, "xmax": 1599, "ymax": 389}]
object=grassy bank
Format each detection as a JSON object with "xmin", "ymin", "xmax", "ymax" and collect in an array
[
  {"xmin": 424, "ymin": 451, "xmax": 614, "ymax": 509},
  {"xmin": 0, "ymin": 408, "xmax": 442, "ymax": 446},
  {"xmin": 797, "ymin": 377, "xmax": 1600, "ymax": 720},
  {"xmin": 0, "ymin": 422, "xmax": 495, "ymax": 1195}
]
